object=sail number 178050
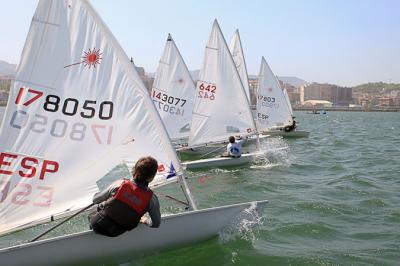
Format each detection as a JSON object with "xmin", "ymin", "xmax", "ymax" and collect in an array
[{"xmin": 15, "ymin": 87, "xmax": 114, "ymax": 120}]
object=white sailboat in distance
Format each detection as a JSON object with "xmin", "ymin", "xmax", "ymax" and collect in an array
[
  {"xmin": 256, "ymin": 57, "xmax": 309, "ymax": 138},
  {"xmin": 180, "ymin": 20, "xmax": 265, "ymax": 169},
  {"xmin": 0, "ymin": 1, "xmax": 267, "ymax": 265}
]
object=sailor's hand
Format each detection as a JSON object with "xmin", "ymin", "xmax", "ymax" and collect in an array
[{"xmin": 140, "ymin": 217, "xmax": 149, "ymax": 225}]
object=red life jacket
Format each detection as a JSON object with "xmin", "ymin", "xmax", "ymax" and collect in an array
[{"xmin": 102, "ymin": 179, "xmax": 153, "ymax": 231}]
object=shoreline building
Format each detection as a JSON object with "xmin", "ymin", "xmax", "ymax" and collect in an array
[{"xmin": 300, "ymin": 83, "xmax": 352, "ymax": 106}]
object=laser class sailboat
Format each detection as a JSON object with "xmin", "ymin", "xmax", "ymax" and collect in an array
[
  {"xmin": 179, "ymin": 20, "xmax": 266, "ymax": 169},
  {"xmin": 256, "ymin": 57, "xmax": 309, "ymax": 138},
  {"xmin": 0, "ymin": 1, "xmax": 267, "ymax": 265}
]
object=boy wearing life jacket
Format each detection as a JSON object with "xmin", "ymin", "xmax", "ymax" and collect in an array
[{"xmin": 89, "ymin": 156, "xmax": 161, "ymax": 237}]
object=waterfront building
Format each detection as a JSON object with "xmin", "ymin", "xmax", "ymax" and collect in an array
[{"xmin": 302, "ymin": 83, "xmax": 352, "ymax": 106}]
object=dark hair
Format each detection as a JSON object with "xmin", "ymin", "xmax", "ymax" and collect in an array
[
  {"xmin": 132, "ymin": 156, "xmax": 158, "ymax": 183},
  {"xmin": 229, "ymin": 136, "xmax": 235, "ymax": 143}
]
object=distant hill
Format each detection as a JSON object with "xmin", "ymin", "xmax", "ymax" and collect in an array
[
  {"xmin": 278, "ymin": 76, "xmax": 308, "ymax": 88},
  {"xmin": 0, "ymin": 60, "xmax": 16, "ymax": 76},
  {"xmin": 148, "ymin": 69, "xmax": 307, "ymax": 88},
  {"xmin": 248, "ymin": 74, "xmax": 307, "ymax": 88},
  {"xmin": 353, "ymin": 82, "xmax": 400, "ymax": 95}
]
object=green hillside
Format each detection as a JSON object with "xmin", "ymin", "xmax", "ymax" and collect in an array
[{"xmin": 353, "ymin": 82, "xmax": 400, "ymax": 95}]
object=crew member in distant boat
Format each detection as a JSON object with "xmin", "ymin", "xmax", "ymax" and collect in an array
[
  {"xmin": 283, "ymin": 117, "xmax": 297, "ymax": 132},
  {"xmin": 89, "ymin": 156, "xmax": 161, "ymax": 237},
  {"xmin": 223, "ymin": 136, "xmax": 246, "ymax": 158}
]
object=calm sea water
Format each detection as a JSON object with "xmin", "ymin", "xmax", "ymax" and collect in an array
[{"xmin": 0, "ymin": 106, "xmax": 399, "ymax": 265}]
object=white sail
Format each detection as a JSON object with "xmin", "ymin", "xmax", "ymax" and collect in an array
[
  {"xmin": 0, "ymin": 0, "xmax": 185, "ymax": 235},
  {"xmin": 256, "ymin": 57, "xmax": 293, "ymax": 131},
  {"xmin": 188, "ymin": 20, "xmax": 256, "ymax": 147},
  {"xmin": 229, "ymin": 29, "xmax": 251, "ymax": 102},
  {"xmin": 151, "ymin": 34, "xmax": 195, "ymax": 141},
  {"xmin": 283, "ymin": 88, "xmax": 294, "ymax": 116}
]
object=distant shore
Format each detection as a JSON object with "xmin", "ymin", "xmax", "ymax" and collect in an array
[
  {"xmin": 1, "ymin": 103, "xmax": 399, "ymax": 112},
  {"xmin": 293, "ymin": 106, "xmax": 400, "ymax": 112}
]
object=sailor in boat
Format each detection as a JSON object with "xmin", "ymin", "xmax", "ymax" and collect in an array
[
  {"xmin": 89, "ymin": 157, "xmax": 161, "ymax": 237},
  {"xmin": 283, "ymin": 117, "xmax": 297, "ymax": 132},
  {"xmin": 223, "ymin": 136, "xmax": 246, "ymax": 158}
]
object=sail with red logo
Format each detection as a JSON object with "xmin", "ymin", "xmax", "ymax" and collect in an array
[{"xmin": 0, "ymin": 0, "xmax": 188, "ymax": 236}]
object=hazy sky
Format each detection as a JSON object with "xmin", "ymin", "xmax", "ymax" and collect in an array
[{"xmin": 0, "ymin": 0, "xmax": 399, "ymax": 86}]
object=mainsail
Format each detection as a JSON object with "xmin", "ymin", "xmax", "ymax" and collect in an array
[
  {"xmin": 256, "ymin": 57, "xmax": 293, "ymax": 131},
  {"xmin": 188, "ymin": 20, "xmax": 256, "ymax": 147},
  {"xmin": 151, "ymin": 34, "xmax": 195, "ymax": 141},
  {"xmin": 0, "ymin": 0, "xmax": 188, "ymax": 235},
  {"xmin": 229, "ymin": 29, "xmax": 251, "ymax": 102}
]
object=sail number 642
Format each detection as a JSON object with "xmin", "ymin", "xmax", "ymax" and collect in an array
[{"xmin": 198, "ymin": 82, "xmax": 216, "ymax": 101}]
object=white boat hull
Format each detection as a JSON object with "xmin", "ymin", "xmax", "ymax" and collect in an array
[
  {"xmin": 0, "ymin": 200, "xmax": 268, "ymax": 266},
  {"xmin": 182, "ymin": 152, "xmax": 263, "ymax": 169},
  {"xmin": 262, "ymin": 130, "xmax": 309, "ymax": 138},
  {"xmin": 177, "ymin": 135, "xmax": 267, "ymax": 156}
]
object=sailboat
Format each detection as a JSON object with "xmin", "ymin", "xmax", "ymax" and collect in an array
[
  {"xmin": 151, "ymin": 34, "xmax": 195, "ymax": 145},
  {"xmin": 180, "ymin": 20, "xmax": 265, "ymax": 169},
  {"xmin": 0, "ymin": 1, "xmax": 267, "ymax": 265},
  {"xmin": 256, "ymin": 57, "xmax": 309, "ymax": 138}
]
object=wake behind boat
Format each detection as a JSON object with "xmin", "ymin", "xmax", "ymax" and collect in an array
[{"xmin": 261, "ymin": 129, "xmax": 310, "ymax": 138}]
